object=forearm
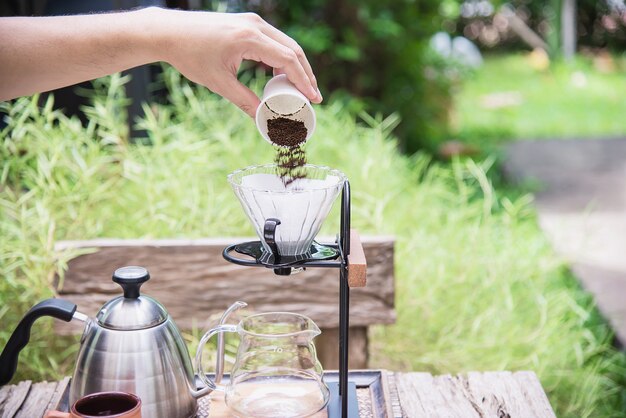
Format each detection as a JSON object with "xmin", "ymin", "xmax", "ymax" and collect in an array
[
  {"xmin": 0, "ymin": 7, "xmax": 163, "ymax": 101},
  {"xmin": 0, "ymin": 7, "xmax": 320, "ymax": 116}
]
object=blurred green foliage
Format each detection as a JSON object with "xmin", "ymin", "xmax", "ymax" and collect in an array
[
  {"xmin": 454, "ymin": 53, "xmax": 626, "ymax": 145},
  {"xmin": 228, "ymin": 0, "xmax": 448, "ymax": 153}
]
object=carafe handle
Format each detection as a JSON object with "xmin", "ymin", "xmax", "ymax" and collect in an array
[{"xmin": 194, "ymin": 324, "xmax": 238, "ymax": 392}]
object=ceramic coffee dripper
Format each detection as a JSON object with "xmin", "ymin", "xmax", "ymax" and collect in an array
[
  {"xmin": 195, "ymin": 305, "xmax": 330, "ymax": 418},
  {"xmin": 45, "ymin": 392, "xmax": 141, "ymax": 418}
]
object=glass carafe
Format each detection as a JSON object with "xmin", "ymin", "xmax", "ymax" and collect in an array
[{"xmin": 195, "ymin": 309, "xmax": 330, "ymax": 418}]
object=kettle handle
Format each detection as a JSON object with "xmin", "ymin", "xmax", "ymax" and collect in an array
[
  {"xmin": 194, "ymin": 324, "xmax": 238, "ymax": 392},
  {"xmin": 0, "ymin": 299, "xmax": 77, "ymax": 385}
]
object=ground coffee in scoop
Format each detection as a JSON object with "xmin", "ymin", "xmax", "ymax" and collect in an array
[
  {"xmin": 267, "ymin": 117, "xmax": 307, "ymax": 147},
  {"xmin": 267, "ymin": 117, "xmax": 308, "ymax": 186}
]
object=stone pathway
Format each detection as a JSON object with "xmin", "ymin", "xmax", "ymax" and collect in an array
[{"xmin": 503, "ymin": 137, "xmax": 626, "ymax": 347}]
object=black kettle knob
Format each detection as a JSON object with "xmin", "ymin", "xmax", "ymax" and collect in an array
[{"xmin": 112, "ymin": 266, "xmax": 150, "ymax": 299}]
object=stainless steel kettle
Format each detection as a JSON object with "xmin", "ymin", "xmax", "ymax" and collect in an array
[{"xmin": 0, "ymin": 266, "xmax": 235, "ymax": 418}]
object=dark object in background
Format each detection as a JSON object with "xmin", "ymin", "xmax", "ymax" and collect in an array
[
  {"xmin": 0, "ymin": 0, "xmax": 170, "ymax": 139},
  {"xmin": 451, "ymin": 1, "xmax": 626, "ymax": 55}
]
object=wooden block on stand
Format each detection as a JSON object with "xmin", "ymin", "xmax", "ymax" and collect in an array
[{"xmin": 348, "ymin": 229, "xmax": 367, "ymax": 288}]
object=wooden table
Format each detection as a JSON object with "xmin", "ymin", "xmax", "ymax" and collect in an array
[{"xmin": 0, "ymin": 371, "xmax": 556, "ymax": 418}]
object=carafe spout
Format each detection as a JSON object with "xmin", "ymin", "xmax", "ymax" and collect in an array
[{"xmin": 305, "ymin": 319, "xmax": 321, "ymax": 338}]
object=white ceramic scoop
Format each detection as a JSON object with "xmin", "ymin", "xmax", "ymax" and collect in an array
[{"xmin": 255, "ymin": 74, "xmax": 316, "ymax": 146}]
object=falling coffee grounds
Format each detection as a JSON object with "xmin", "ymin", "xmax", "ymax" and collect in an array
[
  {"xmin": 267, "ymin": 117, "xmax": 308, "ymax": 186},
  {"xmin": 274, "ymin": 145, "xmax": 306, "ymax": 186}
]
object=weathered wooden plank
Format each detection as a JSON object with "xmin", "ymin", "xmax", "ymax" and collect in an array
[
  {"xmin": 348, "ymin": 230, "xmax": 367, "ymax": 288},
  {"xmin": 379, "ymin": 371, "xmax": 399, "ymax": 418},
  {"xmin": 512, "ymin": 371, "xmax": 557, "ymax": 418},
  {"xmin": 385, "ymin": 372, "xmax": 404, "ymax": 418},
  {"xmin": 46, "ymin": 377, "xmax": 70, "ymax": 414},
  {"xmin": 395, "ymin": 373, "xmax": 480, "ymax": 418},
  {"xmin": 395, "ymin": 371, "xmax": 557, "ymax": 418},
  {"xmin": 466, "ymin": 371, "xmax": 520, "ymax": 417},
  {"xmin": 0, "ymin": 385, "xmax": 11, "ymax": 412},
  {"xmin": 14, "ymin": 381, "xmax": 58, "ymax": 418},
  {"xmin": 466, "ymin": 371, "xmax": 556, "ymax": 418},
  {"xmin": 0, "ymin": 380, "xmax": 31, "ymax": 418},
  {"xmin": 53, "ymin": 237, "xmax": 395, "ymax": 331}
]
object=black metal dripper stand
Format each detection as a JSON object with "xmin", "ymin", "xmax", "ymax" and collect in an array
[{"xmin": 223, "ymin": 181, "xmax": 360, "ymax": 418}]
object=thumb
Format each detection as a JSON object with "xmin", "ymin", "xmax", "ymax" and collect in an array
[{"xmin": 212, "ymin": 75, "xmax": 260, "ymax": 118}]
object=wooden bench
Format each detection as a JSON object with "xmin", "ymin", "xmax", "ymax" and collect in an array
[{"xmin": 53, "ymin": 236, "xmax": 396, "ymax": 368}]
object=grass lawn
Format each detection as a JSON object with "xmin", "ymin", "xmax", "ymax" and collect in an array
[
  {"xmin": 454, "ymin": 53, "xmax": 626, "ymax": 145},
  {"xmin": 1, "ymin": 70, "xmax": 625, "ymax": 417}
]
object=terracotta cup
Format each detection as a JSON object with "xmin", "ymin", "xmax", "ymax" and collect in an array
[{"xmin": 45, "ymin": 392, "xmax": 141, "ymax": 418}]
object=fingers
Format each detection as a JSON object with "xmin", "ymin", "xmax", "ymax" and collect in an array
[
  {"xmin": 259, "ymin": 24, "xmax": 322, "ymax": 102},
  {"xmin": 243, "ymin": 31, "xmax": 320, "ymax": 104},
  {"xmin": 211, "ymin": 73, "xmax": 261, "ymax": 118}
]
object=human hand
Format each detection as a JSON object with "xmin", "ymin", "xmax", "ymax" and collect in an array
[{"xmin": 152, "ymin": 8, "xmax": 322, "ymax": 117}]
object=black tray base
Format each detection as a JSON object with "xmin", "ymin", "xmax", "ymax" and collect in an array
[{"xmin": 326, "ymin": 381, "xmax": 358, "ymax": 418}]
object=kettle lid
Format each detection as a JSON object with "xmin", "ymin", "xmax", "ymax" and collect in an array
[{"xmin": 96, "ymin": 266, "xmax": 168, "ymax": 330}]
